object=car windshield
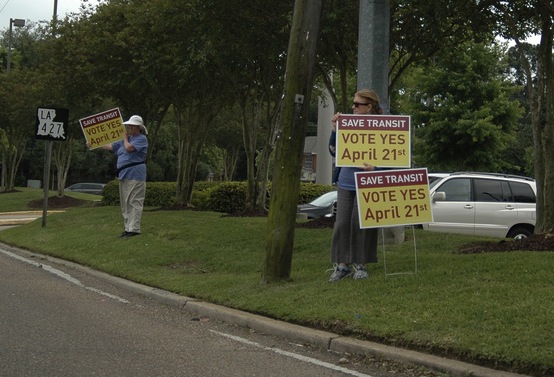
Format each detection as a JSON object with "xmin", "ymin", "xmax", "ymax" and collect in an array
[
  {"xmin": 429, "ymin": 179, "xmax": 443, "ymax": 190},
  {"xmin": 309, "ymin": 191, "xmax": 337, "ymax": 206}
]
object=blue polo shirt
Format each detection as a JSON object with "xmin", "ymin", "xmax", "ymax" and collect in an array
[{"xmin": 112, "ymin": 134, "xmax": 148, "ymax": 181}]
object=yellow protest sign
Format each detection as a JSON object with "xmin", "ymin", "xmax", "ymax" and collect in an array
[
  {"xmin": 336, "ymin": 114, "xmax": 411, "ymax": 167},
  {"xmin": 355, "ymin": 168, "xmax": 433, "ymax": 228},
  {"xmin": 79, "ymin": 108, "xmax": 125, "ymax": 150}
]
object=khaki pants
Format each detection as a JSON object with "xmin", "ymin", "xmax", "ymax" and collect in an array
[{"xmin": 119, "ymin": 180, "xmax": 146, "ymax": 233}]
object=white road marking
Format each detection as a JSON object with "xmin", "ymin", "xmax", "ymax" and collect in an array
[
  {"xmin": 210, "ymin": 330, "xmax": 373, "ymax": 377},
  {"xmin": 0, "ymin": 248, "xmax": 130, "ymax": 304}
]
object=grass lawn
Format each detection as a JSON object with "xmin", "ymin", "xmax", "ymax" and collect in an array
[{"xmin": 1, "ymin": 188, "xmax": 553, "ymax": 376}]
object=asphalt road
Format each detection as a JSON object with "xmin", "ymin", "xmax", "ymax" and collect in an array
[
  {"xmin": 0, "ymin": 246, "xmax": 423, "ymax": 377},
  {"xmin": 0, "ymin": 216, "xmax": 531, "ymax": 377}
]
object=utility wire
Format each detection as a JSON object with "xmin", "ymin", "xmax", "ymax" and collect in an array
[{"xmin": 0, "ymin": 0, "xmax": 12, "ymax": 15}]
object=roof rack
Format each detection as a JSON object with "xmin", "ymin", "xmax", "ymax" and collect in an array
[{"xmin": 448, "ymin": 172, "xmax": 535, "ymax": 182}]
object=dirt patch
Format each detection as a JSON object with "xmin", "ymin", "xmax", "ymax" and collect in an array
[
  {"xmin": 27, "ymin": 195, "xmax": 96, "ymax": 209},
  {"xmin": 297, "ymin": 217, "xmax": 554, "ymax": 253},
  {"xmin": 456, "ymin": 233, "xmax": 554, "ymax": 253}
]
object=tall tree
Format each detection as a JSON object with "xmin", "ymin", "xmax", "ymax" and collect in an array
[
  {"xmin": 196, "ymin": 0, "xmax": 292, "ymax": 211},
  {"xmin": 492, "ymin": 0, "xmax": 554, "ymax": 234},
  {"xmin": 263, "ymin": 0, "xmax": 323, "ymax": 282},
  {"xmin": 404, "ymin": 42, "xmax": 523, "ymax": 171},
  {"xmin": 138, "ymin": 0, "xmax": 225, "ymax": 206},
  {"xmin": 0, "ymin": 71, "xmax": 47, "ymax": 191}
]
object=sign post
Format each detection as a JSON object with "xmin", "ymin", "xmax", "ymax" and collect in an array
[
  {"xmin": 355, "ymin": 168, "xmax": 433, "ymax": 276},
  {"xmin": 35, "ymin": 107, "xmax": 69, "ymax": 227}
]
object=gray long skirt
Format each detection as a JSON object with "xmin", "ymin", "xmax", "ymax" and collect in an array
[{"xmin": 331, "ymin": 188, "xmax": 378, "ymax": 264}]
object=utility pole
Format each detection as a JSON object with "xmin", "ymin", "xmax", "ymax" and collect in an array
[
  {"xmin": 357, "ymin": 0, "xmax": 390, "ymax": 111},
  {"xmin": 41, "ymin": 0, "xmax": 58, "ymax": 226},
  {"xmin": 358, "ymin": 1, "xmax": 403, "ymax": 244}
]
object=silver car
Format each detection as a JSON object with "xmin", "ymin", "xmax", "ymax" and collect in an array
[
  {"xmin": 423, "ymin": 172, "xmax": 536, "ymax": 239},
  {"xmin": 65, "ymin": 183, "xmax": 106, "ymax": 196}
]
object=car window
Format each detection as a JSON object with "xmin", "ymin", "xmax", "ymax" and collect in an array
[
  {"xmin": 429, "ymin": 179, "xmax": 442, "ymax": 190},
  {"xmin": 509, "ymin": 181, "xmax": 536, "ymax": 203},
  {"xmin": 310, "ymin": 191, "xmax": 337, "ymax": 206},
  {"xmin": 435, "ymin": 178, "xmax": 471, "ymax": 201},
  {"xmin": 474, "ymin": 179, "xmax": 512, "ymax": 202}
]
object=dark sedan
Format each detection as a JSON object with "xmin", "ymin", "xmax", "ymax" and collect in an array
[{"xmin": 297, "ymin": 191, "xmax": 337, "ymax": 219}]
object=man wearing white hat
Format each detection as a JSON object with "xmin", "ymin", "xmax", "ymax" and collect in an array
[{"xmin": 99, "ymin": 115, "xmax": 148, "ymax": 238}]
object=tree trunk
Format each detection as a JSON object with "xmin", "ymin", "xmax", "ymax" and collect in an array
[
  {"xmin": 262, "ymin": 0, "xmax": 323, "ymax": 283},
  {"xmin": 534, "ymin": 9, "xmax": 554, "ymax": 234},
  {"xmin": 255, "ymin": 103, "xmax": 281, "ymax": 210},
  {"xmin": 2, "ymin": 141, "xmax": 25, "ymax": 192},
  {"xmin": 240, "ymin": 96, "xmax": 265, "ymax": 210},
  {"xmin": 53, "ymin": 140, "xmax": 73, "ymax": 196},
  {"xmin": 222, "ymin": 146, "xmax": 240, "ymax": 181},
  {"xmin": 509, "ymin": 1, "xmax": 554, "ymax": 235},
  {"xmin": 174, "ymin": 105, "xmax": 213, "ymax": 207}
]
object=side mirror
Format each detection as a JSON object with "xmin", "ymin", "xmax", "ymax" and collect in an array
[{"xmin": 432, "ymin": 192, "xmax": 446, "ymax": 203}]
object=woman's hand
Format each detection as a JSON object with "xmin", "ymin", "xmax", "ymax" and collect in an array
[{"xmin": 362, "ymin": 162, "xmax": 375, "ymax": 171}]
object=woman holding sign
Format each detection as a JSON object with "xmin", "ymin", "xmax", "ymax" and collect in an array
[
  {"xmin": 95, "ymin": 115, "xmax": 148, "ymax": 239},
  {"xmin": 328, "ymin": 89, "xmax": 384, "ymax": 282}
]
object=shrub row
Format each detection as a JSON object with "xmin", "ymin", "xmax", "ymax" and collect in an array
[{"xmin": 102, "ymin": 180, "xmax": 334, "ymax": 214}]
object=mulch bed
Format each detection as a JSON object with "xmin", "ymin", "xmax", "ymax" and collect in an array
[
  {"xmin": 297, "ymin": 216, "xmax": 554, "ymax": 253},
  {"xmin": 27, "ymin": 196, "xmax": 93, "ymax": 209},
  {"xmin": 455, "ymin": 233, "xmax": 554, "ymax": 253}
]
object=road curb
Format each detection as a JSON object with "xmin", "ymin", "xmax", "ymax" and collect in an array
[{"xmin": 0, "ymin": 242, "xmax": 532, "ymax": 377}]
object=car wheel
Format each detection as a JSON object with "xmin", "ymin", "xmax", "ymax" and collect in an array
[{"xmin": 507, "ymin": 226, "xmax": 532, "ymax": 240}]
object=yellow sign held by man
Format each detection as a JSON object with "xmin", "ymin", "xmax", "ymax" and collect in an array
[{"xmin": 79, "ymin": 108, "xmax": 125, "ymax": 150}]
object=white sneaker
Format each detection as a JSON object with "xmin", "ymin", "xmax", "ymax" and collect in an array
[
  {"xmin": 352, "ymin": 264, "xmax": 368, "ymax": 279},
  {"xmin": 328, "ymin": 264, "xmax": 351, "ymax": 282}
]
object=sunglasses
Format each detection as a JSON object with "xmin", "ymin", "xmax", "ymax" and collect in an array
[{"xmin": 353, "ymin": 102, "xmax": 369, "ymax": 108}]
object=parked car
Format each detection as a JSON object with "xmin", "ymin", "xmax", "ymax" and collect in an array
[
  {"xmin": 423, "ymin": 172, "xmax": 536, "ymax": 239},
  {"xmin": 297, "ymin": 190, "xmax": 337, "ymax": 219},
  {"xmin": 65, "ymin": 183, "xmax": 106, "ymax": 196}
]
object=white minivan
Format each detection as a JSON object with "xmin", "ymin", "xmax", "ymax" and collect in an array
[{"xmin": 423, "ymin": 172, "xmax": 536, "ymax": 239}]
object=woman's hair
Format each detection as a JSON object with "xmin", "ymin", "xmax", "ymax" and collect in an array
[{"xmin": 356, "ymin": 89, "xmax": 384, "ymax": 114}]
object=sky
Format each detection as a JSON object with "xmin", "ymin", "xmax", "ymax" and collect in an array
[
  {"xmin": 0, "ymin": 0, "xmax": 85, "ymax": 31},
  {"xmin": 1, "ymin": 0, "xmax": 543, "ymax": 44}
]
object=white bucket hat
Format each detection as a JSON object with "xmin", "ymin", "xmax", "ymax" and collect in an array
[{"xmin": 123, "ymin": 115, "xmax": 148, "ymax": 135}]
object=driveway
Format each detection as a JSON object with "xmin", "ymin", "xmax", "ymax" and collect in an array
[{"xmin": 0, "ymin": 211, "xmax": 63, "ymax": 231}]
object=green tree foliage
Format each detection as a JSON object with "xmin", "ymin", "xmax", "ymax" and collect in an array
[
  {"xmin": 1, "ymin": 0, "xmax": 550, "ymax": 234},
  {"xmin": 403, "ymin": 42, "xmax": 523, "ymax": 172},
  {"xmin": 192, "ymin": 0, "xmax": 293, "ymax": 211},
  {"xmin": 0, "ymin": 70, "xmax": 54, "ymax": 191}
]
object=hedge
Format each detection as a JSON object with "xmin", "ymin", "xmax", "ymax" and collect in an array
[{"xmin": 101, "ymin": 180, "xmax": 335, "ymax": 214}]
